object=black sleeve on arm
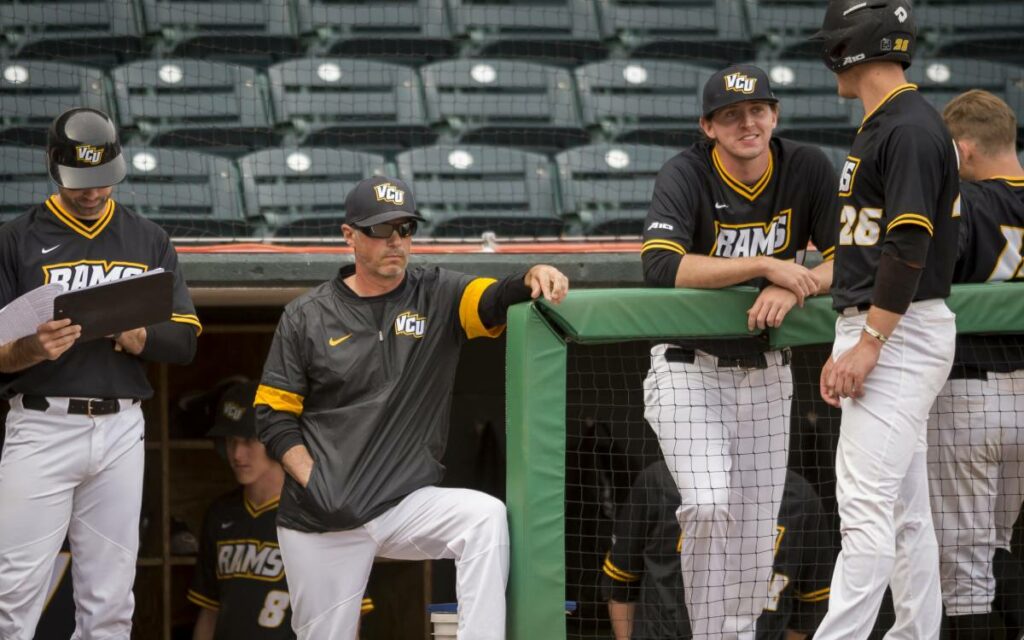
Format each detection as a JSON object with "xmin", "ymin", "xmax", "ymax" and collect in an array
[
  {"xmin": 478, "ymin": 271, "xmax": 531, "ymax": 328},
  {"xmin": 642, "ymin": 157, "xmax": 697, "ymax": 287},
  {"xmin": 139, "ymin": 320, "xmax": 197, "ymax": 364},
  {"xmin": 806, "ymin": 147, "xmax": 840, "ymax": 261},
  {"xmin": 255, "ymin": 311, "xmax": 309, "ymax": 462}
]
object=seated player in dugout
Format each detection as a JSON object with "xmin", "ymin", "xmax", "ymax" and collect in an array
[
  {"xmin": 188, "ymin": 380, "xmax": 374, "ymax": 640},
  {"xmin": 254, "ymin": 176, "xmax": 570, "ymax": 640},
  {"xmin": 640, "ymin": 63, "xmax": 839, "ymax": 639},
  {"xmin": 927, "ymin": 89, "xmax": 1024, "ymax": 640},
  {"xmin": 601, "ymin": 466, "xmax": 833, "ymax": 640}
]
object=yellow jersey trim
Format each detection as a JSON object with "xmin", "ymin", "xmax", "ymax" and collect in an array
[
  {"xmin": 245, "ymin": 496, "xmax": 280, "ymax": 518},
  {"xmin": 602, "ymin": 553, "xmax": 640, "ymax": 583},
  {"xmin": 641, "ymin": 239, "xmax": 687, "ymax": 256},
  {"xmin": 992, "ymin": 176, "xmax": 1024, "ymax": 187},
  {"xmin": 45, "ymin": 195, "xmax": 115, "ymax": 239},
  {"xmin": 886, "ymin": 213, "xmax": 934, "ymax": 235},
  {"xmin": 254, "ymin": 384, "xmax": 304, "ymax": 416},
  {"xmin": 459, "ymin": 277, "xmax": 504, "ymax": 340},
  {"xmin": 712, "ymin": 146, "xmax": 774, "ymax": 202},
  {"xmin": 187, "ymin": 590, "xmax": 220, "ymax": 611},
  {"xmin": 171, "ymin": 313, "xmax": 203, "ymax": 336},
  {"xmin": 859, "ymin": 84, "xmax": 918, "ymax": 132}
]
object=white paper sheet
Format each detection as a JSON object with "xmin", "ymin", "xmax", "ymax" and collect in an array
[{"xmin": 0, "ymin": 283, "xmax": 65, "ymax": 347}]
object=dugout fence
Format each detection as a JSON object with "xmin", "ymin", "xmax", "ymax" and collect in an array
[{"xmin": 506, "ymin": 283, "xmax": 1024, "ymax": 639}]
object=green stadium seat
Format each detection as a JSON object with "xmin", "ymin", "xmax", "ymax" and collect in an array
[
  {"xmin": 117, "ymin": 147, "xmax": 249, "ymax": 237},
  {"xmin": 555, "ymin": 143, "xmax": 678, "ymax": 236},
  {"xmin": 744, "ymin": 60, "xmax": 856, "ymax": 146},
  {"xmin": 238, "ymin": 147, "xmax": 387, "ymax": 238},
  {"xmin": 1, "ymin": 0, "xmax": 144, "ymax": 68},
  {"xmin": 141, "ymin": 0, "xmax": 302, "ymax": 67},
  {"xmin": 421, "ymin": 59, "xmax": 587, "ymax": 153},
  {"xmin": 267, "ymin": 58, "xmax": 436, "ymax": 155},
  {"xmin": 905, "ymin": 58, "xmax": 1024, "ymax": 112},
  {"xmin": 394, "ymin": 144, "xmax": 561, "ymax": 238},
  {"xmin": 448, "ymin": 0, "xmax": 606, "ymax": 66},
  {"xmin": 0, "ymin": 145, "xmax": 49, "ymax": 223},
  {"xmin": 111, "ymin": 59, "xmax": 279, "ymax": 156},
  {"xmin": 0, "ymin": 60, "xmax": 110, "ymax": 146},
  {"xmin": 747, "ymin": 3, "xmax": 825, "ymax": 59},
  {"xmin": 575, "ymin": 59, "xmax": 709, "ymax": 147},
  {"xmin": 296, "ymin": 0, "xmax": 456, "ymax": 66},
  {"xmin": 597, "ymin": 0, "xmax": 752, "ymax": 65},
  {"xmin": 919, "ymin": 3, "xmax": 1024, "ymax": 65}
]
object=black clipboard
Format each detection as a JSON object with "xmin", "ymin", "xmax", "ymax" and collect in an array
[{"xmin": 53, "ymin": 270, "xmax": 175, "ymax": 343}]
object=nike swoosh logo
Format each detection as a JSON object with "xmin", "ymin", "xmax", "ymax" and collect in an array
[
  {"xmin": 714, "ymin": 203, "xmax": 729, "ymax": 210},
  {"xmin": 41, "ymin": 245, "xmax": 60, "ymax": 254},
  {"xmin": 328, "ymin": 334, "xmax": 352, "ymax": 347},
  {"xmin": 220, "ymin": 522, "xmax": 233, "ymax": 530}
]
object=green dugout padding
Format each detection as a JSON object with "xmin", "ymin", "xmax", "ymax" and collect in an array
[{"xmin": 505, "ymin": 283, "xmax": 1024, "ymax": 640}]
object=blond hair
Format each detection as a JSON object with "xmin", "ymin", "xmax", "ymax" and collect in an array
[{"xmin": 943, "ymin": 89, "xmax": 1018, "ymax": 155}]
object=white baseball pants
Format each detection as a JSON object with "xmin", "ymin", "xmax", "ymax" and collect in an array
[
  {"xmin": 277, "ymin": 485, "xmax": 509, "ymax": 640},
  {"xmin": 0, "ymin": 395, "xmax": 144, "ymax": 640},
  {"xmin": 643, "ymin": 345, "xmax": 792, "ymax": 640},
  {"xmin": 927, "ymin": 370, "xmax": 1024, "ymax": 616},
  {"xmin": 815, "ymin": 300, "xmax": 956, "ymax": 640}
]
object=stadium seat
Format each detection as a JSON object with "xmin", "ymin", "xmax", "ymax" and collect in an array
[
  {"xmin": 905, "ymin": 58, "xmax": 1024, "ymax": 112},
  {"xmin": 0, "ymin": 0, "xmax": 145, "ymax": 68},
  {"xmin": 394, "ymin": 144, "xmax": 561, "ymax": 237},
  {"xmin": 421, "ymin": 59, "xmax": 587, "ymax": 153},
  {"xmin": 238, "ymin": 147, "xmax": 387, "ymax": 238},
  {"xmin": 597, "ymin": 0, "xmax": 752, "ymax": 65},
  {"xmin": 267, "ymin": 58, "xmax": 436, "ymax": 155},
  {"xmin": 141, "ymin": 0, "xmax": 302, "ymax": 67},
  {"xmin": 816, "ymin": 144, "xmax": 851, "ymax": 174},
  {"xmin": 555, "ymin": 143, "xmax": 677, "ymax": 236},
  {"xmin": 918, "ymin": 3, "xmax": 1024, "ymax": 65},
  {"xmin": 0, "ymin": 145, "xmax": 49, "ymax": 223},
  {"xmin": 111, "ymin": 59, "xmax": 279, "ymax": 156},
  {"xmin": 0, "ymin": 60, "xmax": 110, "ymax": 146},
  {"xmin": 296, "ymin": 0, "xmax": 456, "ymax": 66},
  {"xmin": 448, "ymin": 0, "xmax": 606, "ymax": 65},
  {"xmin": 575, "ymin": 59, "xmax": 708, "ymax": 147},
  {"xmin": 747, "ymin": 60, "xmax": 856, "ymax": 146},
  {"xmin": 117, "ymin": 147, "xmax": 249, "ymax": 237},
  {"xmin": 747, "ymin": 3, "xmax": 824, "ymax": 59}
]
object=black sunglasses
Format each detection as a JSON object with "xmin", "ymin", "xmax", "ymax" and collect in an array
[{"xmin": 354, "ymin": 220, "xmax": 418, "ymax": 239}]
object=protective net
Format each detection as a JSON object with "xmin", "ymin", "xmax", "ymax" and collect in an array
[{"xmin": 1, "ymin": 0, "xmax": 1021, "ymax": 241}]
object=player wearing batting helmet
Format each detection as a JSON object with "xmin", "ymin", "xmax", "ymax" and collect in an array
[
  {"xmin": 0, "ymin": 107, "xmax": 200, "ymax": 637},
  {"xmin": 812, "ymin": 1, "xmax": 960, "ymax": 638}
]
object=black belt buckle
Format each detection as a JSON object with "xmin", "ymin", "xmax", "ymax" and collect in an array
[{"xmin": 69, "ymin": 398, "xmax": 120, "ymax": 416}]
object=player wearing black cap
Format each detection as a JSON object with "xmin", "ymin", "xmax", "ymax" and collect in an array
[
  {"xmin": 0, "ymin": 107, "xmax": 200, "ymax": 638},
  {"xmin": 255, "ymin": 176, "xmax": 569, "ymax": 639},
  {"xmin": 641, "ymin": 63, "xmax": 838, "ymax": 639},
  {"xmin": 811, "ymin": 1, "xmax": 960, "ymax": 638}
]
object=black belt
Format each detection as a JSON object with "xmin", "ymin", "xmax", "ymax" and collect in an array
[
  {"xmin": 21, "ymin": 395, "xmax": 136, "ymax": 416},
  {"xmin": 665, "ymin": 348, "xmax": 791, "ymax": 369},
  {"xmin": 840, "ymin": 302, "xmax": 873, "ymax": 317}
]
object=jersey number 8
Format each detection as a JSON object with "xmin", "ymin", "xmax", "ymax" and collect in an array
[
  {"xmin": 839, "ymin": 206, "xmax": 882, "ymax": 246},
  {"xmin": 258, "ymin": 589, "xmax": 290, "ymax": 628}
]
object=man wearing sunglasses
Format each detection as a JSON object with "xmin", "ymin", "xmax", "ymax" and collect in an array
[{"xmin": 254, "ymin": 176, "xmax": 569, "ymax": 639}]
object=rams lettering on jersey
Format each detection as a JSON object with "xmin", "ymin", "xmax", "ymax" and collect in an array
[
  {"xmin": 43, "ymin": 260, "xmax": 149, "ymax": 291},
  {"xmin": 216, "ymin": 540, "xmax": 285, "ymax": 582},
  {"xmin": 711, "ymin": 210, "xmax": 792, "ymax": 258}
]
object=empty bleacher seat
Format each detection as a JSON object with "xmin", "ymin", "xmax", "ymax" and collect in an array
[
  {"xmin": 555, "ymin": 143, "xmax": 677, "ymax": 236},
  {"xmin": 919, "ymin": 3, "xmax": 1024, "ymax": 65},
  {"xmin": 111, "ymin": 59, "xmax": 279, "ymax": 156},
  {"xmin": 747, "ymin": 3, "xmax": 825, "ymax": 59},
  {"xmin": 0, "ymin": 60, "xmax": 110, "ymax": 146},
  {"xmin": 394, "ymin": 144, "xmax": 561, "ymax": 237},
  {"xmin": 296, "ymin": 0, "xmax": 455, "ymax": 66},
  {"xmin": 905, "ymin": 58, "xmax": 1024, "ymax": 112},
  {"xmin": 597, "ymin": 0, "xmax": 751, "ymax": 65},
  {"xmin": 239, "ymin": 147, "xmax": 387, "ymax": 237},
  {"xmin": 117, "ymin": 147, "xmax": 249, "ymax": 237},
  {"xmin": 448, "ymin": 0, "xmax": 606, "ymax": 65},
  {"xmin": 0, "ymin": 145, "xmax": 49, "ymax": 223},
  {"xmin": 421, "ymin": 59, "xmax": 587, "ymax": 152},
  {"xmin": 750, "ymin": 60, "xmax": 856, "ymax": 146},
  {"xmin": 575, "ymin": 59, "xmax": 709, "ymax": 147},
  {"xmin": 267, "ymin": 58, "xmax": 436, "ymax": 154},
  {"xmin": 141, "ymin": 0, "xmax": 302, "ymax": 67},
  {"xmin": 1, "ymin": 0, "xmax": 145, "ymax": 68}
]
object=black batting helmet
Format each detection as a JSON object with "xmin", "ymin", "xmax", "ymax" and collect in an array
[
  {"xmin": 47, "ymin": 107, "xmax": 127, "ymax": 189},
  {"xmin": 813, "ymin": 0, "xmax": 916, "ymax": 73}
]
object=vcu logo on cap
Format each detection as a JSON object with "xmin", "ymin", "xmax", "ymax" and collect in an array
[
  {"xmin": 374, "ymin": 183, "xmax": 405, "ymax": 206},
  {"xmin": 76, "ymin": 144, "xmax": 104, "ymax": 165},
  {"xmin": 724, "ymin": 72, "xmax": 757, "ymax": 95}
]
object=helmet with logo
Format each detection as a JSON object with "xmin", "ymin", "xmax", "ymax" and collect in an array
[
  {"xmin": 812, "ymin": 0, "xmax": 916, "ymax": 73},
  {"xmin": 47, "ymin": 107, "xmax": 127, "ymax": 189}
]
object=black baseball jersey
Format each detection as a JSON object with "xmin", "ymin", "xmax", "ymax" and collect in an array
[
  {"xmin": 0, "ymin": 196, "xmax": 200, "ymax": 398},
  {"xmin": 830, "ymin": 84, "xmax": 960, "ymax": 311},
  {"xmin": 641, "ymin": 138, "xmax": 838, "ymax": 355},
  {"xmin": 188, "ymin": 489, "xmax": 294, "ymax": 640},
  {"xmin": 951, "ymin": 177, "xmax": 1024, "ymax": 371}
]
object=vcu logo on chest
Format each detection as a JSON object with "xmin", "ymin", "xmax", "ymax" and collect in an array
[
  {"xmin": 711, "ymin": 210, "xmax": 792, "ymax": 258},
  {"xmin": 43, "ymin": 260, "xmax": 148, "ymax": 291},
  {"xmin": 838, "ymin": 157, "xmax": 861, "ymax": 197},
  {"xmin": 395, "ymin": 311, "xmax": 426, "ymax": 338},
  {"xmin": 724, "ymin": 72, "xmax": 757, "ymax": 94}
]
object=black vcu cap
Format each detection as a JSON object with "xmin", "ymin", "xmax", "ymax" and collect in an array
[
  {"xmin": 47, "ymin": 107, "xmax": 127, "ymax": 189},
  {"xmin": 344, "ymin": 176, "xmax": 425, "ymax": 227},
  {"xmin": 207, "ymin": 381, "xmax": 259, "ymax": 439},
  {"xmin": 813, "ymin": 0, "xmax": 916, "ymax": 73},
  {"xmin": 702, "ymin": 64, "xmax": 779, "ymax": 118}
]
